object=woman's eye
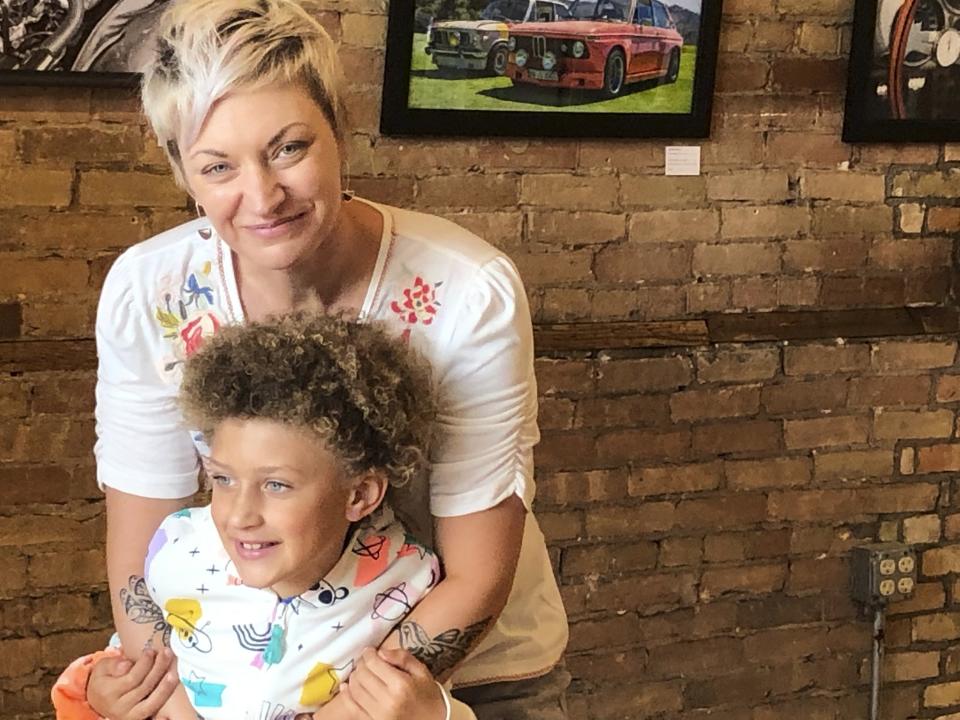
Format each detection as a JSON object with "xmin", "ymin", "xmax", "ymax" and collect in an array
[
  {"xmin": 201, "ymin": 162, "xmax": 229, "ymax": 176},
  {"xmin": 276, "ymin": 142, "xmax": 306, "ymax": 159}
]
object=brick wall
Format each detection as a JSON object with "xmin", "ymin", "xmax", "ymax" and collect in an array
[{"xmin": 3, "ymin": 0, "xmax": 960, "ymax": 717}]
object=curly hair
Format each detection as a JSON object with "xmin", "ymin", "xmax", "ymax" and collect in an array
[{"xmin": 180, "ymin": 313, "xmax": 435, "ymax": 489}]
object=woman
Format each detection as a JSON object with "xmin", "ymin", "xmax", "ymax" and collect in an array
[{"xmin": 85, "ymin": 0, "xmax": 569, "ymax": 718}]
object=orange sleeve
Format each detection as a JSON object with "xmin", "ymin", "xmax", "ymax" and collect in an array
[{"xmin": 51, "ymin": 647, "xmax": 125, "ymax": 720}]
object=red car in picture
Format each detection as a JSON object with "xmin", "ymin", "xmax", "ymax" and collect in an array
[{"xmin": 506, "ymin": 0, "xmax": 684, "ymax": 98}]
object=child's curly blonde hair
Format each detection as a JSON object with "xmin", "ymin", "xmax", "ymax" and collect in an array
[{"xmin": 180, "ymin": 312, "xmax": 435, "ymax": 489}]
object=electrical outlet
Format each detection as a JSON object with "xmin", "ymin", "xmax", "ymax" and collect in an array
[{"xmin": 851, "ymin": 542, "xmax": 918, "ymax": 605}]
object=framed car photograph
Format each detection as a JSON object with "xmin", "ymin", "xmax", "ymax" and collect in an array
[
  {"xmin": 381, "ymin": 0, "xmax": 724, "ymax": 139},
  {"xmin": 843, "ymin": 0, "xmax": 960, "ymax": 141},
  {"xmin": 0, "ymin": 0, "xmax": 164, "ymax": 87}
]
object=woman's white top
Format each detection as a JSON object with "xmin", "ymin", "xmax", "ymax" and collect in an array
[{"xmin": 94, "ymin": 199, "xmax": 568, "ymax": 687}]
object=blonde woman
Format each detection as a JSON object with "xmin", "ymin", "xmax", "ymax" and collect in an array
[{"xmin": 80, "ymin": 0, "xmax": 568, "ymax": 718}]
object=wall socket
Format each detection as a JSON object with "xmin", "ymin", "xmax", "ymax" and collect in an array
[{"xmin": 851, "ymin": 543, "xmax": 917, "ymax": 605}]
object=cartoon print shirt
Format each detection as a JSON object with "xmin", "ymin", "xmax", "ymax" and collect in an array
[
  {"xmin": 94, "ymin": 198, "xmax": 568, "ymax": 686},
  {"xmin": 144, "ymin": 504, "xmax": 439, "ymax": 720}
]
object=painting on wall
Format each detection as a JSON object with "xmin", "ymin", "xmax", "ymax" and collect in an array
[
  {"xmin": 0, "ymin": 0, "xmax": 166, "ymax": 86},
  {"xmin": 844, "ymin": 0, "xmax": 960, "ymax": 141},
  {"xmin": 380, "ymin": 0, "xmax": 725, "ymax": 138}
]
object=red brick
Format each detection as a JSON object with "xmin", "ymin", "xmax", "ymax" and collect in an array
[
  {"xmin": 874, "ymin": 409, "xmax": 954, "ymax": 441},
  {"xmin": 701, "ymin": 563, "xmax": 786, "ymax": 599},
  {"xmin": 79, "ymin": 170, "xmax": 186, "ymax": 207},
  {"xmin": 597, "ymin": 357, "xmax": 693, "ymax": 394},
  {"xmin": 784, "ymin": 344, "xmax": 870, "ymax": 375},
  {"xmin": 784, "ymin": 415, "xmax": 869, "ymax": 449},
  {"xmin": 670, "ymin": 385, "xmax": 761, "ymax": 421},
  {"xmin": 726, "ymin": 456, "xmax": 812, "ymax": 490},
  {"xmin": 937, "ymin": 375, "xmax": 960, "ymax": 403},
  {"xmin": 535, "ymin": 359, "xmax": 594, "ymax": 396},
  {"xmin": 660, "ymin": 536, "xmax": 703, "ymax": 567},
  {"xmin": 872, "ymin": 341, "xmax": 957, "ymax": 372},
  {"xmin": 918, "ymin": 444, "xmax": 960, "ymax": 472},
  {"xmin": 628, "ymin": 209, "xmax": 719, "ymax": 243},
  {"xmin": 675, "ymin": 494, "xmax": 768, "ymax": 531},
  {"xmin": 0, "ymin": 168, "xmax": 73, "ymax": 208},
  {"xmin": 537, "ymin": 468, "xmax": 628, "ymax": 505},
  {"xmin": 782, "ymin": 238, "xmax": 868, "ymax": 273},
  {"xmin": 693, "ymin": 420, "xmax": 782, "ymax": 455},
  {"xmin": 561, "ymin": 541, "xmax": 658, "ymax": 577},
  {"xmin": 786, "ymin": 557, "xmax": 847, "ymax": 594},
  {"xmin": 761, "ymin": 378, "xmax": 848, "ymax": 414},
  {"xmin": 621, "ymin": 176, "xmax": 707, "ymax": 208},
  {"xmin": 814, "ymin": 449, "xmax": 893, "ymax": 480},
  {"xmin": 597, "ymin": 428, "xmax": 691, "ymax": 465},
  {"xmin": 720, "ymin": 205, "xmax": 809, "ymax": 239},
  {"xmin": 575, "ymin": 395, "xmax": 670, "ymax": 429},
  {"xmin": 813, "ymin": 205, "xmax": 893, "ymax": 236},
  {"xmin": 595, "ymin": 244, "xmax": 692, "ymax": 283},
  {"xmin": 928, "ymin": 206, "xmax": 960, "ymax": 232},
  {"xmin": 802, "ymin": 171, "xmax": 886, "ymax": 202},
  {"xmin": 704, "ymin": 529, "xmax": 790, "ymax": 562},
  {"xmin": 629, "ymin": 461, "xmax": 723, "ymax": 497},
  {"xmin": 696, "ymin": 347, "xmax": 780, "ymax": 383},
  {"xmin": 534, "ymin": 431, "xmax": 596, "ymax": 470},
  {"xmin": 521, "ymin": 174, "xmax": 619, "ymax": 211},
  {"xmin": 848, "ymin": 375, "xmax": 930, "ymax": 407},
  {"xmin": 892, "ymin": 169, "xmax": 960, "ymax": 198},
  {"xmin": 585, "ymin": 502, "xmax": 676, "ymax": 537},
  {"xmin": 693, "ymin": 242, "xmax": 781, "ymax": 276},
  {"xmin": 768, "ymin": 484, "xmax": 938, "ymax": 521},
  {"xmin": 528, "ymin": 211, "xmax": 625, "ymax": 245}
]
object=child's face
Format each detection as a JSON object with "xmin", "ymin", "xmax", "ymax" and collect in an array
[{"xmin": 207, "ymin": 417, "xmax": 366, "ymax": 598}]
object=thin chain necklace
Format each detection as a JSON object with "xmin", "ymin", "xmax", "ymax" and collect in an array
[{"xmin": 215, "ymin": 237, "xmax": 240, "ymax": 325}]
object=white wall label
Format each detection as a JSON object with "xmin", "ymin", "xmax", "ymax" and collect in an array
[{"xmin": 665, "ymin": 145, "xmax": 701, "ymax": 176}]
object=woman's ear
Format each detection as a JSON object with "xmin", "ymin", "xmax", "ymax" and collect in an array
[{"xmin": 344, "ymin": 471, "xmax": 388, "ymax": 522}]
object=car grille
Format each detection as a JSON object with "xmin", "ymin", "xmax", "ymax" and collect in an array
[{"xmin": 512, "ymin": 35, "xmax": 564, "ymax": 68}]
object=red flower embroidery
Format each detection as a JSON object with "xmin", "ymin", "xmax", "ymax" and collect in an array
[
  {"xmin": 179, "ymin": 312, "xmax": 221, "ymax": 358},
  {"xmin": 391, "ymin": 276, "xmax": 442, "ymax": 326}
]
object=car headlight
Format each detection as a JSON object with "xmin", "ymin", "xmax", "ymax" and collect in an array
[
  {"xmin": 516, "ymin": 48, "xmax": 528, "ymax": 67},
  {"xmin": 508, "ymin": 36, "xmax": 517, "ymax": 51},
  {"xmin": 572, "ymin": 41, "xmax": 586, "ymax": 58},
  {"xmin": 542, "ymin": 51, "xmax": 557, "ymax": 70}
]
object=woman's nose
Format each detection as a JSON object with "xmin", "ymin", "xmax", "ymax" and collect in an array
[{"xmin": 243, "ymin": 164, "xmax": 285, "ymax": 215}]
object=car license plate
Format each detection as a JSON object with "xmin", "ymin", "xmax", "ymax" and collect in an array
[{"xmin": 529, "ymin": 69, "xmax": 558, "ymax": 81}]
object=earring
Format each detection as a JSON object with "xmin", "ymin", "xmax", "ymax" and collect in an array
[{"xmin": 195, "ymin": 202, "xmax": 212, "ymax": 240}]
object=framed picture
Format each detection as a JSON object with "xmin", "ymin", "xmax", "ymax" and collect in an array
[
  {"xmin": 380, "ymin": 0, "xmax": 724, "ymax": 139},
  {"xmin": 0, "ymin": 0, "xmax": 166, "ymax": 87},
  {"xmin": 843, "ymin": 0, "xmax": 960, "ymax": 142}
]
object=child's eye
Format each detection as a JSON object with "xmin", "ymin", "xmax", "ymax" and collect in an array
[
  {"xmin": 265, "ymin": 480, "xmax": 291, "ymax": 492},
  {"xmin": 211, "ymin": 474, "xmax": 232, "ymax": 487}
]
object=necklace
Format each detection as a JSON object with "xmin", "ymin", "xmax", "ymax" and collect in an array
[{"xmin": 215, "ymin": 237, "xmax": 240, "ymax": 325}]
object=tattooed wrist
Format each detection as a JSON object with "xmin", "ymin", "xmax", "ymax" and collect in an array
[
  {"xmin": 120, "ymin": 574, "xmax": 171, "ymax": 647},
  {"xmin": 398, "ymin": 617, "xmax": 492, "ymax": 678}
]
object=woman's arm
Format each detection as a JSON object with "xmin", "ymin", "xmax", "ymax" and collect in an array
[
  {"xmin": 382, "ymin": 495, "xmax": 526, "ymax": 679},
  {"xmin": 105, "ymin": 488, "xmax": 191, "ymax": 657}
]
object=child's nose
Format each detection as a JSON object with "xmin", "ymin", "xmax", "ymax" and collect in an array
[{"xmin": 228, "ymin": 489, "xmax": 263, "ymax": 529}]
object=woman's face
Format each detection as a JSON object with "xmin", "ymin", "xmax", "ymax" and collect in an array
[{"xmin": 180, "ymin": 83, "xmax": 343, "ymax": 273}]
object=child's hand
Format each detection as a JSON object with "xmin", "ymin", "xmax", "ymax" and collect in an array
[
  {"xmin": 337, "ymin": 648, "xmax": 447, "ymax": 720},
  {"xmin": 87, "ymin": 648, "xmax": 179, "ymax": 719}
]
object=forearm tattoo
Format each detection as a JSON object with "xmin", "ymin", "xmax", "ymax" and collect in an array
[
  {"xmin": 398, "ymin": 617, "xmax": 492, "ymax": 678},
  {"xmin": 120, "ymin": 574, "xmax": 171, "ymax": 648}
]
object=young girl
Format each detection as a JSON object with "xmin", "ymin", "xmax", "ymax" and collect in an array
[{"xmin": 54, "ymin": 313, "xmax": 471, "ymax": 720}]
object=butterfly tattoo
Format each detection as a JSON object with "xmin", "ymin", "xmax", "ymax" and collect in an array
[
  {"xmin": 120, "ymin": 575, "xmax": 171, "ymax": 647},
  {"xmin": 398, "ymin": 617, "xmax": 492, "ymax": 677}
]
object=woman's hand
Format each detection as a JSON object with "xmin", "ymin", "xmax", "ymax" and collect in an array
[
  {"xmin": 328, "ymin": 648, "xmax": 447, "ymax": 720},
  {"xmin": 87, "ymin": 648, "xmax": 179, "ymax": 719}
]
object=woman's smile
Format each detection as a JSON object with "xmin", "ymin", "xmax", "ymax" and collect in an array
[{"xmin": 244, "ymin": 210, "xmax": 311, "ymax": 239}]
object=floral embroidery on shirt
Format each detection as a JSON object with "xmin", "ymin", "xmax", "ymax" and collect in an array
[
  {"xmin": 390, "ymin": 277, "xmax": 442, "ymax": 342},
  {"xmin": 155, "ymin": 262, "xmax": 225, "ymax": 372}
]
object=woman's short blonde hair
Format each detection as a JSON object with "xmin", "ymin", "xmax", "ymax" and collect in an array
[{"xmin": 141, "ymin": 0, "xmax": 346, "ymax": 188}]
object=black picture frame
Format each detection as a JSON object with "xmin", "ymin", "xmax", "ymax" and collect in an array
[
  {"xmin": 380, "ymin": 0, "xmax": 724, "ymax": 139},
  {"xmin": 0, "ymin": 0, "xmax": 164, "ymax": 88},
  {"xmin": 843, "ymin": 0, "xmax": 960, "ymax": 142}
]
